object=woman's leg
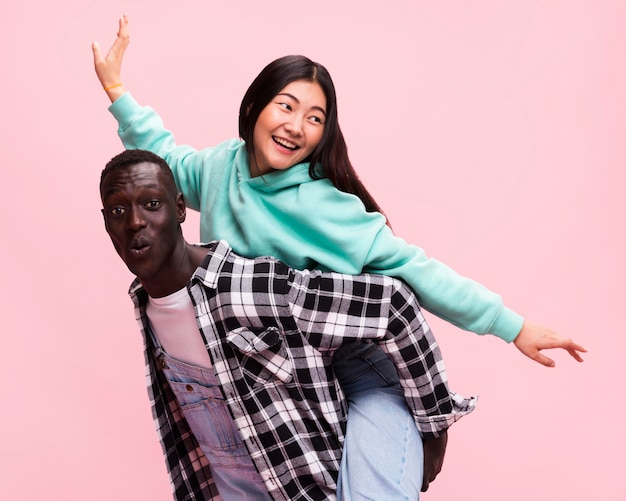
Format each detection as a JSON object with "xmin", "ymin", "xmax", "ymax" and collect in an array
[{"xmin": 333, "ymin": 343, "xmax": 423, "ymax": 500}]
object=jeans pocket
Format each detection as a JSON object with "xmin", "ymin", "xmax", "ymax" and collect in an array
[
  {"xmin": 168, "ymin": 380, "xmax": 219, "ymax": 406},
  {"xmin": 333, "ymin": 343, "xmax": 400, "ymax": 397}
]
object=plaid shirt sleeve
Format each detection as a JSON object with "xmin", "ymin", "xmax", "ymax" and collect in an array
[{"xmin": 285, "ymin": 269, "xmax": 477, "ymax": 439}]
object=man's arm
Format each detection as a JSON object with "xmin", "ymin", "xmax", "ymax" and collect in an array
[
  {"xmin": 286, "ymin": 269, "xmax": 476, "ymax": 439},
  {"xmin": 285, "ymin": 268, "xmax": 474, "ymax": 491},
  {"xmin": 374, "ymin": 279, "xmax": 477, "ymax": 437}
]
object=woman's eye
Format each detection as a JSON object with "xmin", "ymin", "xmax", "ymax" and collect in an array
[
  {"xmin": 309, "ymin": 116, "xmax": 324, "ymax": 124},
  {"xmin": 279, "ymin": 102, "xmax": 292, "ymax": 111}
]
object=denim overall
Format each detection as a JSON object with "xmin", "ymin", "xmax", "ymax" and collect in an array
[{"xmin": 151, "ymin": 332, "xmax": 271, "ymax": 501}]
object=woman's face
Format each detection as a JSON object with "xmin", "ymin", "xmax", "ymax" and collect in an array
[{"xmin": 250, "ymin": 79, "xmax": 326, "ymax": 176}]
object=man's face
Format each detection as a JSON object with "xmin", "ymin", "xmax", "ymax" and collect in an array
[{"xmin": 101, "ymin": 162, "xmax": 185, "ymax": 282}]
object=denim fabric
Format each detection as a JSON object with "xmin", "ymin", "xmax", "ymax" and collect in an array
[
  {"xmin": 159, "ymin": 351, "xmax": 271, "ymax": 500},
  {"xmin": 333, "ymin": 343, "xmax": 423, "ymax": 500}
]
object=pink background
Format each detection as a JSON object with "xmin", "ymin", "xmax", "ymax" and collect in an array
[{"xmin": 1, "ymin": 1, "xmax": 624, "ymax": 499}]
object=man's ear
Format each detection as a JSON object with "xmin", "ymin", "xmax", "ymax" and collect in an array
[
  {"xmin": 101, "ymin": 208, "xmax": 110, "ymax": 232},
  {"xmin": 176, "ymin": 193, "xmax": 186, "ymax": 223}
]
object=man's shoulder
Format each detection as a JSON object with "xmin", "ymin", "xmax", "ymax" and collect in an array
[{"xmin": 193, "ymin": 240, "xmax": 291, "ymax": 286}]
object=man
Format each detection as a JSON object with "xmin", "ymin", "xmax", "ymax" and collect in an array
[{"xmin": 100, "ymin": 149, "xmax": 475, "ymax": 500}]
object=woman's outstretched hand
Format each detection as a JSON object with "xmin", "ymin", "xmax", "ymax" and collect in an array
[
  {"xmin": 513, "ymin": 321, "xmax": 587, "ymax": 367},
  {"xmin": 92, "ymin": 14, "xmax": 130, "ymax": 102}
]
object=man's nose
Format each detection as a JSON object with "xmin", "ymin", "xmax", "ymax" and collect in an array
[{"xmin": 127, "ymin": 207, "xmax": 147, "ymax": 230}]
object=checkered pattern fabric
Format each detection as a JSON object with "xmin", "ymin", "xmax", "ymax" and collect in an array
[{"xmin": 130, "ymin": 240, "xmax": 476, "ymax": 500}]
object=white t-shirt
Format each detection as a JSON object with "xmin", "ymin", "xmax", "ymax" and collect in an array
[{"xmin": 146, "ymin": 287, "xmax": 213, "ymax": 368}]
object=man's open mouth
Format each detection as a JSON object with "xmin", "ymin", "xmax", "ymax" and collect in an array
[{"xmin": 130, "ymin": 237, "xmax": 151, "ymax": 255}]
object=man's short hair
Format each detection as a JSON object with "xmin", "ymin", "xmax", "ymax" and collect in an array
[{"xmin": 100, "ymin": 149, "xmax": 178, "ymax": 197}]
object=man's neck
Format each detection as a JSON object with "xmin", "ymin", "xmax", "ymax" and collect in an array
[{"xmin": 142, "ymin": 242, "xmax": 207, "ymax": 298}]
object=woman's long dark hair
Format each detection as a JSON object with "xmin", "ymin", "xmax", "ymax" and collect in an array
[{"xmin": 238, "ymin": 55, "xmax": 387, "ymax": 217}]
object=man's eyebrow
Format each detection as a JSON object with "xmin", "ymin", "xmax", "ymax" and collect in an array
[
  {"xmin": 276, "ymin": 92, "xmax": 327, "ymax": 117},
  {"xmin": 101, "ymin": 187, "xmax": 121, "ymax": 200},
  {"xmin": 102, "ymin": 182, "xmax": 162, "ymax": 200}
]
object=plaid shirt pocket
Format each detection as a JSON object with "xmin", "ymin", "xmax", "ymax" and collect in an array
[{"xmin": 227, "ymin": 326, "xmax": 294, "ymax": 384}]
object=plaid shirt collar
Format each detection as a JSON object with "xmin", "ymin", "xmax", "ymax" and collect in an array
[{"xmin": 189, "ymin": 240, "xmax": 231, "ymax": 289}]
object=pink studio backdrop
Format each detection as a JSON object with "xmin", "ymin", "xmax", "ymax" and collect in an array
[{"xmin": 1, "ymin": 1, "xmax": 624, "ymax": 499}]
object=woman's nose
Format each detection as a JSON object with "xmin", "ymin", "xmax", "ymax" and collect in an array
[{"xmin": 285, "ymin": 115, "xmax": 303, "ymax": 135}]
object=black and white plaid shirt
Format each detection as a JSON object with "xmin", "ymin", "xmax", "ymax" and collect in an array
[{"xmin": 129, "ymin": 240, "xmax": 476, "ymax": 501}]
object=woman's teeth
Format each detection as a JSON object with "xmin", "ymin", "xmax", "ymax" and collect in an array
[{"xmin": 273, "ymin": 136, "xmax": 298, "ymax": 150}]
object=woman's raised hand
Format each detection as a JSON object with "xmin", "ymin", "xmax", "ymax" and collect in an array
[{"xmin": 92, "ymin": 14, "xmax": 130, "ymax": 102}]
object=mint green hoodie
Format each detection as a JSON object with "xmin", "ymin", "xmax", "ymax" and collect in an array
[{"xmin": 110, "ymin": 92, "xmax": 523, "ymax": 341}]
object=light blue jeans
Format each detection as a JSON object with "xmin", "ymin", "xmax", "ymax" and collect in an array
[{"xmin": 334, "ymin": 343, "xmax": 423, "ymax": 501}]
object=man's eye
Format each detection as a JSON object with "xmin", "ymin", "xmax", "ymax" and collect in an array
[
  {"xmin": 146, "ymin": 200, "xmax": 161, "ymax": 210},
  {"xmin": 111, "ymin": 207, "xmax": 125, "ymax": 216}
]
